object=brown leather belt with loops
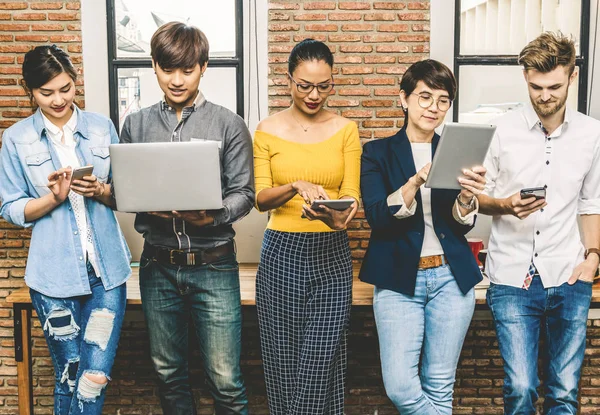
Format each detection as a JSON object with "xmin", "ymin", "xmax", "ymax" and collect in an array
[
  {"xmin": 144, "ymin": 241, "xmax": 234, "ymax": 266},
  {"xmin": 418, "ymin": 254, "xmax": 447, "ymax": 270}
]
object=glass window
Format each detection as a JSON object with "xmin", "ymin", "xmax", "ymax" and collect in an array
[
  {"xmin": 457, "ymin": 65, "xmax": 580, "ymax": 123},
  {"xmin": 116, "ymin": 66, "xmax": 237, "ymax": 130},
  {"xmin": 459, "ymin": 0, "xmax": 582, "ymax": 55},
  {"xmin": 114, "ymin": 0, "xmax": 236, "ymax": 59}
]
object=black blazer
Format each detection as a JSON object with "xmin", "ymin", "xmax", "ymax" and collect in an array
[{"xmin": 358, "ymin": 128, "xmax": 482, "ymax": 296}]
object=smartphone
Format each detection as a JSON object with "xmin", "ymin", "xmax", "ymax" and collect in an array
[
  {"xmin": 310, "ymin": 199, "xmax": 354, "ymax": 211},
  {"xmin": 70, "ymin": 165, "xmax": 94, "ymax": 182},
  {"xmin": 520, "ymin": 186, "xmax": 546, "ymax": 200}
]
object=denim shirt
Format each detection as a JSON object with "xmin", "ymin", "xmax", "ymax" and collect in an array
[{"xmin": 0, "ymin": 107, "xmax": 131, "ymax": 298}]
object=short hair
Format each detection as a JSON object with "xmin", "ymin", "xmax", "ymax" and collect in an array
[
  {"xmin": 21, "ymin": 44, "xmax": 77, "ymax": 97},
  {"xmin": 151, "ymin": 22, "xmax": 210, "ymax": 70},
  {"xmin": 400, "ymin": 59, "xmax": 457, "ymax": 101},
  {"xmin": 518, "ymin": 32, "xmax": 576, "ymax": 76},
  {"xmin": 287, "ymin": 39, "xmax": 334, "ymax": 75}
]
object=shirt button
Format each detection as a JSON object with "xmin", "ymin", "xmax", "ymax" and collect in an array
[
  {"xmin": 541, "ymin": 208, "xmax": 544, "ymax": 212},
  {"xmin": 544, "ymin": 184, "xmax": 548, "ymax": 189},
  {"xmin": 177, "ymin": 232, "xmax": 182, "ymax": 236},
  {"xmin": 546, "ymin": 160, "xmax": 550, "ymax": 165},
  {"xmin": 74, "ymin": 231, "xmax": 78, "ymax": 235},
  {"xmin": 439, "ymin": 233, "xmax": 445, "ymax": 239},
  {"xmin": 68, "ymin": 207, "xmax": 72, "ymax": 210},
  {"xmin": 535, "ymin": 253, "xmax": 539, "ymax": 257},
  {"xmin": 536, "ymin": 231, "xmax": 540, "ymax": 235},
  {"xmin": 548, "ymin": 137, "xmax": 552, "ymax": 141},
  {"xmin": 79, "ymin": 256, "xmax": 83, "ymax": 261}
]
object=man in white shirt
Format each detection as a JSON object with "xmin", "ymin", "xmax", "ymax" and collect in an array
[{"xmin": 478, "ymin": 32, "xmax": 600, "ymax": 415}]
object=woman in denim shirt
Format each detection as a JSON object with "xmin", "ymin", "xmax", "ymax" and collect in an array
[{"xmin": 0, "ymin": 45, "xmax": 131, "ymax": 414}]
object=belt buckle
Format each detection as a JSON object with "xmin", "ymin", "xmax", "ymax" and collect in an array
[{"xmin": 168, "ymin": 249, "xmax": 195, "ymax": 266}]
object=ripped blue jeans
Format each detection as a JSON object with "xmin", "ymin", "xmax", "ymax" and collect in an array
[{"xmin": 30, "ymin": 261, "xmax": 126, "ymax": 415}]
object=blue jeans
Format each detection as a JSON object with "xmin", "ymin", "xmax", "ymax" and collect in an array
[
  {"xmin": 374, "ymin": 264, "xmax": 475, "ymax": 415},
  {"xmin": 139, "ymin": 251, "xmax": 248, "ymax": 415},
  {"xmin": 487, "ymin": 277, "xmax": 592, "ymax": 415},
  {"xmin": 30, "ymin": 262, "xmax": 126, "ymax": 415}
]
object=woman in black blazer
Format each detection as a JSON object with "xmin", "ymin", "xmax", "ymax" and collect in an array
[{"xmin": 359, "ymin": 60, "xmax": 486, "ymax": 415}]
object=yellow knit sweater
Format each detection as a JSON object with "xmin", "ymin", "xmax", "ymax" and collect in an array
[{"xmin": 253, "ymin": 121, "xmax": 362, "ymax": 233}]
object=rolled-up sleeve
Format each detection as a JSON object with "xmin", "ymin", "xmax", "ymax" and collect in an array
[
  {"xmin": 0, "ymin": 133, "xmax": 35, "ymax": 228},
  {"xmin": 579, "ymin": 137, "xmax": 600, "ymax": 215},
  {"xmin": 387, "ymin": 186, "xmax": 417, "ymax": 218},
  {"xmin": 452, "ymin": 197, "xmax": 479, "ymax": 225}
]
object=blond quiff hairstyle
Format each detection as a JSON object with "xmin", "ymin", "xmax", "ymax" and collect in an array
[{"xmin": 518, "ymin": 32, "xmax": 576, "ymax": 76}]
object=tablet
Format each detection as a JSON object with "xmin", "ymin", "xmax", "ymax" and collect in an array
[
  {"xmin": 425, "ymin": 123, "xmax": 496, "ymax": 190},
  {"xmin": 310, "ymin": 199, "xmax": 354, "ymax": 211}
]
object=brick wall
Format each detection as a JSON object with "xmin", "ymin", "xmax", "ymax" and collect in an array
[
  {"xmin": 0, "ymin": 1, "xmax": 84, "ymax": 414},
  {"xmin": 1, "ymin": 1, "xmax": 600, "ymax": 414}
]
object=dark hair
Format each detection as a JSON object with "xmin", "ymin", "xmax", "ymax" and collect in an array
[
  {"xmin": 518, "ymin": 32, "xmax": 576, "ymax": 76},
  {"xmin": 288, "ymin": 39, "xmax": 334, "ymax": 75},
  {"xmin": 400, "ymin": 59, "xmax": 457, "ymax": 108},
  {"xmin": 151, "ymin": 22, "xmax": 210, "ymax": 70},
  {"xmin": 21, "ymin": 44, "xmax": 77, "ymax": 100}
]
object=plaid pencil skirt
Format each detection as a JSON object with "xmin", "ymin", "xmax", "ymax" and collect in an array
[{"xmin": 256, "ymin": 229, "xmax": 353, "ymax": 415}]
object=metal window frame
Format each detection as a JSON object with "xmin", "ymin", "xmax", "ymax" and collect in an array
[
  {"xmin": 453, "ymin": 0, "xmax": 590, "ymax": 120},
  {"xmin": 106, "ymin": 0, "xmax": 244, "ymax": 130}
]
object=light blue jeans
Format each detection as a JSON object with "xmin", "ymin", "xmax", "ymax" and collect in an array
[
  {"xmin": 374, "ymin": 264, "xmax": 475, "ymax": 414},
  {"xmin": 30, "ymin": 261, "xmax": 126, "ymax": 415}
]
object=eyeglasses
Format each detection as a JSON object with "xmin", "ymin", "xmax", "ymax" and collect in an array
[
  {"xmin": 411, "ymin": 93, "xmax": 452, "ymax": 112},
  {"xmin": 288, "ymin": 73, "xmax": 334, "ymax": 95}
]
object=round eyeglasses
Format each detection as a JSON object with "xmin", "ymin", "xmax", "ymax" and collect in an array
[
  {"xmin": 411, "ymin": 93, "xmax": 452, "ymax": 112},
  {"xmin": 288, "ymin": 73, "xmax": 334, "ymax": 95}
]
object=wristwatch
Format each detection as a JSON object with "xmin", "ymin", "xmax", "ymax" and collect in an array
[
  {"xmin": 584, "ymin": 248, "xmax": 600, "ymax": 260},
  {"xmin": 456, "ymin": 194, "xmax": 475, "ymax": 209}
]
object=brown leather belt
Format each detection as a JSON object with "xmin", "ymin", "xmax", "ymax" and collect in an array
[
  {"xmin": 418, "ymin": 254, "xmax": 447, "ymax": 270},
  {"xmin": 144, "ymin": 241, "xmax": 234, "ymax": 266}
]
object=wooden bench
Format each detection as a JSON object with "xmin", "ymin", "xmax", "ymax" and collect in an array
[{"xmin": 6, "ymin": 264, "xmax": 600, "ymax": 415}]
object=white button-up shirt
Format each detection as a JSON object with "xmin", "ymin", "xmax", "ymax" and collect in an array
[
  {"xmin": 42, "ymin": 109, "xmax": 100, "ymax": 275},
  {"xmin": 483, "ymin": 103, "xmax": 600, "ymax": 288}
]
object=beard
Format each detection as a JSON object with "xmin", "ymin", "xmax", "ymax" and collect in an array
[{"xmin": 531, "ymin": 93, "xmax": 568, "ymax": 117}]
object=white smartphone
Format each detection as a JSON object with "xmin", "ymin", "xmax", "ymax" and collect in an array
[
  {"xmin": 310, "ymin": 199, "xmax": 354, "ymax": 211},
  {"xmin": 70, "ymin": 165, "xmax": 94, "ymax": 182}
]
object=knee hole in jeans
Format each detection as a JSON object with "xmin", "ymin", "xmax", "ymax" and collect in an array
[
  {"xmin": 76, "ymin": 370, "xmax": 110, "ymax": 407},
  {"xmin": 83, "ymin": 308, "xmax": 115, "ymax": 351}
]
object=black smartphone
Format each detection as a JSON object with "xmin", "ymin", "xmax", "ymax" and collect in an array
[{"xmin": 520, "ymin": 187, "xmax": 546, "ymax": 200}]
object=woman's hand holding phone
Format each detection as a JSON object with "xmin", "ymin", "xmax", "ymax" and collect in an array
[{"xmin": 47, "ymin": 167, "xmax": 73, "ymax": 203}]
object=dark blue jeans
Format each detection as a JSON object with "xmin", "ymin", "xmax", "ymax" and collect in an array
[
  {"xmin": 30, "ymin": 262, "xmax": 126, "ymax": 415},
  {"xmin": 139, "ymin": 252, "xmax": 248, "ymax": 415},
  {"xmin": 487, "ymin": 277, "xmax": 592, "ymax": 415}
]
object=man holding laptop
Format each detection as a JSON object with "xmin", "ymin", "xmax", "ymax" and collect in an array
[
  {"xmin": 117, "ymin": 22, "xmax": 253, "ymax": 414},
  {"xmin": 478, "ymin": 32, "xmax": 600, "ymax": 414}
]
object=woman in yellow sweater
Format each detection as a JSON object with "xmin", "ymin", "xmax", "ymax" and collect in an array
[{"xmin": 253, "ymin": 39, "xmax": 361, "ymax": 414}]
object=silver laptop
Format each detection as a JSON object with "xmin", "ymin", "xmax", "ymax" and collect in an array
[
  {"xmin": 109, "ymin": 141, "xmax": 222, "ymax": 212},
  {"xmin": 425, "ymin": 123, "xmax": 496, "ymax": 190}
]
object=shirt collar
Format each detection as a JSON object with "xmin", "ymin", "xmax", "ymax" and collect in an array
[
  {"xmin": 523, "ymin": 101, "xmax": 571, "ymax": 134},
  {"xmin": 40, "ymin": 106, "xmax": 78, "ymax": 142},
  {"xmin": 160, "ymin": 90, "xmax": 206, "ymax": 112}
]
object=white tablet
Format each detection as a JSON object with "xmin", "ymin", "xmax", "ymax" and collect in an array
[
  {"xmin": 310, "ymin": 199, "xmax": 354, "ymax": 211},
  {"xmin": 425, "ymin": 123, "xmax": 496, "ymax": 190}
]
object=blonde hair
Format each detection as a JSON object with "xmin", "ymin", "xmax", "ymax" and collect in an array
[{"xmin": 518, "ymin": 32, "xmax": 576, "ymax": 75}]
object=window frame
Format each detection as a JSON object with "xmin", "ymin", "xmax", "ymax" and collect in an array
[
  {"xmin": 452, "ymin": 0, "xmax": 591, "ymax": 120},
  {"xmin": 105, "ymin": 0, "xmax": 245, "ymax": 129}
]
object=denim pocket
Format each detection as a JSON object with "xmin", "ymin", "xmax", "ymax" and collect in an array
[
  {"xmin": 90, "ymin": 146, "xmax": 110, "ymax": 181},
  {"xmin": 207, "ymin": 255, "xmax": 238, "ymax": 272},
  {"xmin": 139, "ymin": 253, "xmax": 153, "ymax": 270},
  {"xmin": 25, "ymin": 151, "xmax": 53, "ymax": 188}
]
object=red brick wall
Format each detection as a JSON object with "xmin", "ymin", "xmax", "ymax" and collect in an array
[
  {"xmin": 1, "ymin": 1, "xmax": 600, "ymax": 414},
  {"xmin": 0, "ymin": 1, "xmax": 84, "ymax": 413}
]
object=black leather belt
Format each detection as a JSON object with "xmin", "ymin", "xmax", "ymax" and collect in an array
[{"xmin": 143, "ymin": 242, "xmax": 234, "ymax": 266}]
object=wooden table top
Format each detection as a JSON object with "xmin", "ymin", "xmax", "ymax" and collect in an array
[{"xmin": 6, "ymin": 264, "xmax": 600, "ymax": 307}]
